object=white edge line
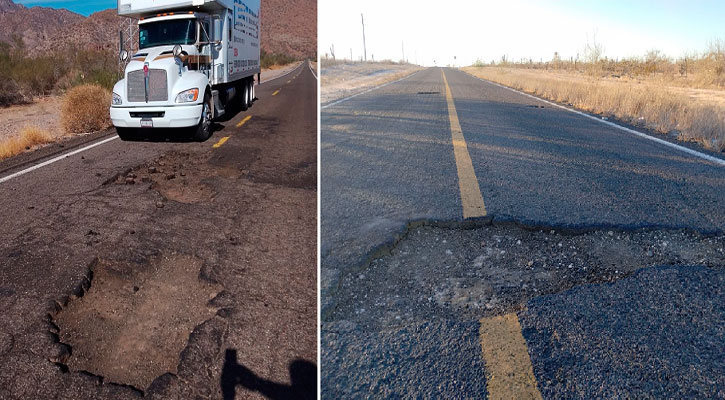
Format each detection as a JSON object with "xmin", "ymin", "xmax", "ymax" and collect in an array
[
  {"xmin": 462, "ymin": 70, "xmax": 725, "ymax": 167},
  {"xmin": 321, "ymin": 70, "xmax": 421, "ymax": 110},
  {"xmin": 0, "ymin": 135, "xmax": 119, "ymax": 184},
  {"xmin": 308, "ymin": 60, "xmax": 318, "ymax": 80}
]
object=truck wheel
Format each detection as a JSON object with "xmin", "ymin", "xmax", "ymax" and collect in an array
[
  {"xmin": 240, "ymin": 81, "xmax": 249, "ymax": 111},
  {"xmin": 193, "ymin": 92, "xmax": 213, "ymax": 141},
  {"xmin": 116, "ymin": 127, "xmax": 137, "ymax": 141},
  {"xmin": 247, "ymin": 80, "xmax": 254, "ymax": 107}
]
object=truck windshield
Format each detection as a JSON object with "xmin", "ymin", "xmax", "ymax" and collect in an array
[{"xmin": 139, "ymin": 19, "xmax": 196, "ymax": 49}]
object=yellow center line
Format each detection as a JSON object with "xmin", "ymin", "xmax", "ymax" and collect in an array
[
  {"xmin": 272, "ymin": 89, "xmax": 280, "ymax": 96},
  {"xmin": 212, "ymin": 136, "xmax": 229, "ymax": 148},
  {"xmin": 236, "ymin": 115, "xmax": 252, "ymax": 128},
  {"xmin": 441, "ymin": 69, "xmax": 487, "ymax": 218},
  {"xmin": 479, "ymin": 314, "xmax": 543, "ymax": 400}
]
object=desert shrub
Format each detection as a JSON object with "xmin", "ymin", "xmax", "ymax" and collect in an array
[
  {"xmin": 0, "ymin": 40, "xmax": 117, "ymax": 104},
  {"xmin": 261, "ymin": 49, "xmax": 296, "ymax": 69},
  {"xmin": 0, "ymin": 77, "xmax": 27, "ymax": 106},
  {"xmin": 0, "ymin": 125, "xmax": 52, "ymax": 160},
  {"xmin": 60, "ymin": 84, "xmax": 111, "ymax": 134}
]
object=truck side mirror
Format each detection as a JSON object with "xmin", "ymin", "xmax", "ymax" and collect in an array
[
  {"xmin": 119, "ymin": 50, "xmax": 129, "ymax": 62},
  {"xmin": 172, "ymin": 44, "xmax": 183, "ymax": 58}
]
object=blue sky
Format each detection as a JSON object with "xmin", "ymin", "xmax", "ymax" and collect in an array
[
  {"xmin": 15, "ymin": 0, "xmax": 115, "ymax": 16},
  {"xmin": 320, "ymin": 0, "xmax": 725, "ymax": 66}
]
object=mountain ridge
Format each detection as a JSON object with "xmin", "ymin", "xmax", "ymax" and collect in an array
[{"xmin": 0, "ymin": 0, "xmax": 316, "ymax": 59}]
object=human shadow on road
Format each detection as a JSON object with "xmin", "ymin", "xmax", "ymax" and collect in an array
[{"xmin": 220, "ymin": 349, "xmax": 316, "ymax": 400}]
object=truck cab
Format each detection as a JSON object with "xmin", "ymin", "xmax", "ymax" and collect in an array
[{"xmin": 110, "ymin": 0, "xmax": 260, "ymax": 141}]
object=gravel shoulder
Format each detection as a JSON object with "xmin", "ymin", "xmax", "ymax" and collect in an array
[{"xmin": 321, "ymin": 61, "xmax": 423, "ymax": 104}]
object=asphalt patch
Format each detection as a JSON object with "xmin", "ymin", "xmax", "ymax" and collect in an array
[
  {"xmin": 520, "ymin": 265, "xmax": 724, "ymax": 398},
  {"xmin": 322, "ymin": 319, "xmax": 487, "ymax": 398}
]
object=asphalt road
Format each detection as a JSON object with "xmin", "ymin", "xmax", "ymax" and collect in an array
[
  {"xmin": 0, "ymin": 61, "xmax": 317, "ymax": 399},
  {"xmin": 321, "ymin": 67, "xmax": 725, "ymax": 398}
]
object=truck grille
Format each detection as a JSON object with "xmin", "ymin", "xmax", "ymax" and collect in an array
[{"xmin": 127, "ymin": 69, "xmax": 168, "ymax": 102}]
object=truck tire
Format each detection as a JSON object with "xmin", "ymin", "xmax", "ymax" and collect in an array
[
  {"xmin": 240, "ymin": 80, "xmax": 249, "ymax": 111},
  {"xmin": 193, "ymin": 92, "xmax": 213, "ymax": 141},
  {"xmin": 247, "ymin": 80, "xmax": 254, "ymax": 107},
  {"xmin": 116, "ymin": 127, "xmax": 137, "ymax": 141}
]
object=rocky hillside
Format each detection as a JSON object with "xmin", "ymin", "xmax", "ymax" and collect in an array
[
  {"xmin": 0, "ymin": 0, "xmax": 85, "ymax": 54},
  {"xmin": 0, "ymin": 0, "xmax": 316, "ymax": 59},
  {"xmin": 261, "ymin": 0, "xmax": 317, "ymax": 59}
]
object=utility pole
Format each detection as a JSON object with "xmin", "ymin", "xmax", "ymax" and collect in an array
[
  {"xmin": 361, "ymin": 13, "xmax": 367, "ymax": 62},
  {"xmin": 350, "ymin": 48, "xmax": 353, "ymax": 61},
  {"xmin": 402, "ymin": 40, "xmax": 405, "ymax": 63}
]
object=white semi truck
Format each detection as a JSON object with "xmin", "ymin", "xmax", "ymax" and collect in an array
[{"xmin": 110, "ymin": 0, "xmax": 260, "ymax": 141}]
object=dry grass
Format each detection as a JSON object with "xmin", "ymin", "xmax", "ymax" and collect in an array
[
  {"xmin": 61, "ymin": 84, "xmax": 112, "ymax": 134},
  {"xmin": 464, "ymin": 67, "xmax": 725, "ymax": 151},
  {"xmin": 0, "ymin": 125, "xmax": 53, "ymax": 160}
]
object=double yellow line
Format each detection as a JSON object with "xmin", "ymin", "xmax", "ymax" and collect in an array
[{"xmin": 441, "ymin": 69, "xmax": 542, "ymax": 399}]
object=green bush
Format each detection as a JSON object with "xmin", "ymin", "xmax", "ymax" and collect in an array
[
  {"xmin": 261, "ymin": 49, "xmax": 296, "ymax": 69},
  {"xmin": 0, "ymin": 40, "xmax": 117, "ymax": 105}
]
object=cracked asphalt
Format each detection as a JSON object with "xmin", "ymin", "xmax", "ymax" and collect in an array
[
  {"xmin": 0, "ymin": 62, "xmax": 317, "ymax": 399},
  {"xmin": 321, "ymin": 67, "xmax": 725, "ymax": 398}
]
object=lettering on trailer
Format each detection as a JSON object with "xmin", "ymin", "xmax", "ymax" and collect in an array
[
  {"xmin": 233, "ymin": 0, "xmax": 259, "ymax": 39},
  {"xmin": 230, "ymin": 59, "xmax": 259, "ymax": 77},
  {"xmin": 232, "ymin": 59, "xmax": 259, "ymax": 68}
]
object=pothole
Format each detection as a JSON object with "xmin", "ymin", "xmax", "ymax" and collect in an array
[
  {"xmin": 109, "ymin": 151, "xmax": 218, "ymax": 204},
  {"xmin": 52, "ymin": 253, "xmax": 223, "ymax": 389},
  {"xmin": 331, "ymin": 223, "xmax": 725, "ymax": 329}
]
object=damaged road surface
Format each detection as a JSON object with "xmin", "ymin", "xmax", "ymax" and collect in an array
[
  {"xmin": 0, "ymin": 61, "xmax": 317, "ymax": 399},
  {"xmin": 321, "ymin": 67, "xmax": 725, "ymax": 398}
]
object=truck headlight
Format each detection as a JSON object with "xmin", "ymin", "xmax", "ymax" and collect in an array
[
  {"xmin": 175, "ymin": 88, "xmax": 199, "ymax": 103},
  {"xmin": 112, "ymin": 92, "xmax": 122, "ymax": 105}
]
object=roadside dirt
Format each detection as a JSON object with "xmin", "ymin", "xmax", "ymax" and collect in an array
[
  {"xmin": 330, "ymin": 223, "xmax": 725, "ymax": 329},
  {"xmin": 321, "ymin": 62, "xmax": 422, "ymax": 104},
  {"xmin": 54, "ymin": 254, "xmax": 223, "ymax": 389},
  {"xmin": 0, "ymin": 96, "xmax": 64, "ymax": 142}
]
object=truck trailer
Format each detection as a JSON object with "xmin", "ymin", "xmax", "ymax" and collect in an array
[{"xmin": 110, "ymin": 0, "xmax": 261, "ymax": 141}]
